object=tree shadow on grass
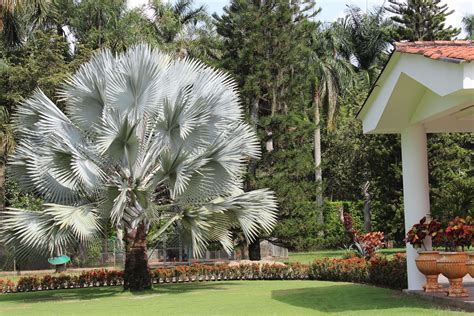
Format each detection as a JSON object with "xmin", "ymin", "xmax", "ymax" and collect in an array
[
  {"xmin": 271, "ymin": 283, "xmax": 443, "ymax": 313},
  {"xmin": 0, "ymin": 281, "xmax": 241, "ymax": 303}
]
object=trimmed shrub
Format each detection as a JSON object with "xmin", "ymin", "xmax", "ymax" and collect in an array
[
  {"xmin": 308, "ymin": 256, "xmax": 368, "ymax": 283},
  {"xmin": 0, "ymin": 255, "xmax": 407, "ymax": 293},
  {"xmin": 368, "ymin": 253, "xmax": 407, "ymax": 290},
  {"xmin": 308, "ymin": 253, "xmax": 407, "ymax": 290}
]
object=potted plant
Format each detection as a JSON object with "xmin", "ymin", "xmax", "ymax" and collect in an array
[
  {"xmin": 405, "ymin": 217, "xmax": 444, "ymax": 292},
  {"xmin": 437, "ymin": 216, "xmax": 472, "ymax": 297},
  {"xmin": 462, "ymin": 219, "xmax": 474, "ymax": 278}
]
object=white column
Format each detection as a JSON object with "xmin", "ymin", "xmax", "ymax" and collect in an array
[{"xmin": 401, "ymin": 124, "xmax": 431, "ymax": 291}]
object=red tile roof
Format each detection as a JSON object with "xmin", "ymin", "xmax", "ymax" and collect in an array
[{"xmin": 395, "ymin": 41, "xmax": 474, "ymax": 61}]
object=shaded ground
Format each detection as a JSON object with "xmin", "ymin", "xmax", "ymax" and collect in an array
[{"xmin": 0, "ymin": 280, "xmax": 465, "ymax": 316}]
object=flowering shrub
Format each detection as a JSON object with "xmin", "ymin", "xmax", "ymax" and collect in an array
[
  {"xmin": 16, "ymin": 276, "xmax": 41, "ymax": 292},
  {"xmin": 309, "ymin": 256, "xmax": 368, "ymax": 283},
  {"xmin": 0, "ymin": 279, "xmax": 15, "ymax": 293},
  {"xmin": 368, "ymin": 253, "xmax": 407, "ymax": 290},
  {"xmin": 0, "ymin": 256, "xmax": 408, "ymax": 293},
  {"xmin": 308, "ymin": 253, "xmax": 407, "ymax": 290}
]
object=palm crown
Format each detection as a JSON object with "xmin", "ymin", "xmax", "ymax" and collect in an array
[{"xmin": 2, "ymin": 44, "xmax": 277, "ymax": 266}]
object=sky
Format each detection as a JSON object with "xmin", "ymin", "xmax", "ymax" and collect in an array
[{"xmin": 127, "ymin": 0, "xmax": 474, "ymax": 34}]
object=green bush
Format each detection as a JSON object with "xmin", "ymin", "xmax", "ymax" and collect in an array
[{"xmin": 320, "ymin": 201, "xmax": 364, "ymax": 249}]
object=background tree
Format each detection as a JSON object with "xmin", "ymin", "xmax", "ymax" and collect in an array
[
  {"xmin": 386, "ymin": 0, "xmax": 460, "ymax": 41},
  {"xmin": 462, "ymin": 14, "xmax": 473, "ymax": 40},
  {"xmin": 0, "ymin": 106, "xmax": 14, "ymax": 213},
  {"xmin": 339, "ymin": 5, "xmax": 392, "ymax": 86},
  {"xmin": 70, "ymin": 0, "xmax": 155, "ymax": 53},
  {"xmin": 214, "ymin": 0, "xmax": 316, "ymax": 257},
  {"xmin": 149, "ymin": 0, "xmax": 205, "ymax": 44},
  {"xmin": 305, "ymin": 23, "xmax": 354, "ymax": 225}
]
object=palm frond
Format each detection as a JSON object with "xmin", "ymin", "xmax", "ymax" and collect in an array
[{"xmin": 1, "ymin": 204, "xmax": 101, "ymax": 260}]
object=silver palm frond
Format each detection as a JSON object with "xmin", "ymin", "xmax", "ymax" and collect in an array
[{"xmin": 2, "ymin": 44, "xmax": 278, "ymax": 259}]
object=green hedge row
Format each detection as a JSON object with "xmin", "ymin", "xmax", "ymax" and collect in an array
[{"xmin": 0, "ymin": 253, "xmax": 407, "ymax": 293}]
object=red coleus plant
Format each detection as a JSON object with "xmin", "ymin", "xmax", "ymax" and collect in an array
[
  {"xmin": 404, "ymin": 217, "xmax": 429, "ymax": 249},
  {"xmin": 356, "ymin": 232, "xmax": 385, "ymax": 258},
  {"xmin": 443, "ymin": 216, "xmax": 473, "ymax": 251},
  {"xmin": 405, "ymin": 217, "xmax": 444, "ymax": 250},
  {"xmin": 342, "ymin": 212, "xmax": 384, "ymax": 258},
  {"xmin": 427, "ymin": 218, "xmax": 444, "ymax": 247}
]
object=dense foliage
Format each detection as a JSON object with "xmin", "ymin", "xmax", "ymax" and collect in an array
[
  {"xmin": 386, "ymin": 0, "xmax": 460, "ymax": 41},
  {"xmin": 0, "ymin": 0, "xmax": 472, "ymax": 259}
]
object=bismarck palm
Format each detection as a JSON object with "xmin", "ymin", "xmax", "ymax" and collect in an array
[{"xmin": 1, "ymin": 44, "xmax": 277, "ymax": 290}]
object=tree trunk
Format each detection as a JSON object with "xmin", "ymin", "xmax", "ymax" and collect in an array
[
  {"xmin": 102, "ymin": 238, "xmax": 109, "ymax": 265},
  {"xmin": 313, "ymin": 93, "xmax": 323, "ymax": 225},
  {"xmin": 247, "ymin": 98, "xmax": 261, "ymax": 260},
  {"xmin": 0, "ymin": 2, "xmax": 4, "ymax": 32},
  {"xmin": 123, "ymin": 222, "xmax": 152, "ymax": 291},
  {"xmin": 247, "ymin": 98, "xmax": 259, "ymax": 181},
  {"xmin": 0, "ymin": 134, "xmax": 7, "ymax": 215},
  {"xmin": 248, "ymin": 240, "xmax": 261, "ymax": 261},
  {"xmin": 362, "ymin": 181, "xmax": 372, "ymax": 232}
]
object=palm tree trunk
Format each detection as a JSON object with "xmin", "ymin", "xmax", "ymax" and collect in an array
[
  {"xmin": 0, "ymin": 1, "xmax": 4, "ymax": 32},
  {"xmin": 247, "ymin": 97, "xmax": 260, "ymax": 259},
  {"xmin": 248, "ymin": 240, "xmax": 261, "ymax": 261},
  {"xmin": 123, "ymin": 221, "xmax": 152, "ymax": 291},
  {"xmin": 313, "ymin": 93, "xmax": 323, "ymax": 225}
]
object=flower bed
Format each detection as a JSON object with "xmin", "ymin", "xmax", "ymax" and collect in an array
[
  {"xmin": 0, "ymin": 255, "xmax": 407, "ymax": 293},
  {"xmin": 308, "ymin": 253, "xmax": 407, "ymax": 289}
]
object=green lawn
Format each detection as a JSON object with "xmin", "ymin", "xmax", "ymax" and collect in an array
[
  {"xmin": 0, "ymin": 280, "xmax": 463, "ymax": 316},
  {"xmin": 288, "ymin": 248, "xmax": 406, "ymax": 264}
]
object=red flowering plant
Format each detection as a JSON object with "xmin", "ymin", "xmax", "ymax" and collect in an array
[
  {"xmin": 342, "ymin": 211, "xmax": 384, "ymax": 258},
  {"xmin": 443, "ymin": 216, "xmax": 473, "ymax": 251}
]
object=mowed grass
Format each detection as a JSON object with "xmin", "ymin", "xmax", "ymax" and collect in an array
[
  {"xmin": 0, "ymin": 280, "xmax": 464, "ymax": 316},
  {"xmin": 288, "ymin": 248, "xmax": 406, "ymax": 264}
]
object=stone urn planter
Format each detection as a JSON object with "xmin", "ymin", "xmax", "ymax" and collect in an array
[
  {"xmin": 415, "ymin": 251, "xmax": 443, "ymax": 292},
  {"xmin": 467, "ymin": 253, "xmax": 474, "ymax": 278},
  {"xmin": 437, "ymin": 252, "xmax": 469, "ymax": 297}
]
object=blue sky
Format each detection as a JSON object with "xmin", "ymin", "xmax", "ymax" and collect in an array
[{"xmin": 128, "ymin": 0, "xmax": 473, "ymax": 34}]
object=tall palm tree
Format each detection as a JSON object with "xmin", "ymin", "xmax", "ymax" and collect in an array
[
  {"xmin": 1, "ymin": 45, "xmax": 278, "ymax": 291},
  {"xmin": 462, "ymin": 15, "xmax": 474, "ymax": 39},
  {"xmin": 307, "ymin": 24, "xmax": 354, "ymax": 224},
  {"xmin": 340, "ymin": 5, "xmax": 391, "ymax": 86},
  {"xmin": 0, "ymin": 106, "xmax": 14, "ymax": 214},
  {"xmin": 0, "ymin": 0, "xmax": 53, "ymax": 47},
  {"xmin": 149, "ymin": 0, "xmax": 205, "ymax": 45}
]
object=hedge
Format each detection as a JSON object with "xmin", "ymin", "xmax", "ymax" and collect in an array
[
  {"xmin": 0, "ymin": 254, "xmax": 407, "ymax": 294},
  {"xmin": 308, "ymin": 253, "xmax": 408, "ymax": 290}
]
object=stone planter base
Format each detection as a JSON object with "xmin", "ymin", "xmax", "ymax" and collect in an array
[
  {"xmin": 437, "ymin": 252, "xmax": 469, "ymax": 298},
  {"xmin": 446, "ymin": 278, "xmax": 469, "ymax": 297},
  {"xmin": 415, "ymin": 251, "xmax": 444, "ymax": 293},
  {"xmin": 423, "ymin": 275, "xmax": 444, "ymax": 293}
]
